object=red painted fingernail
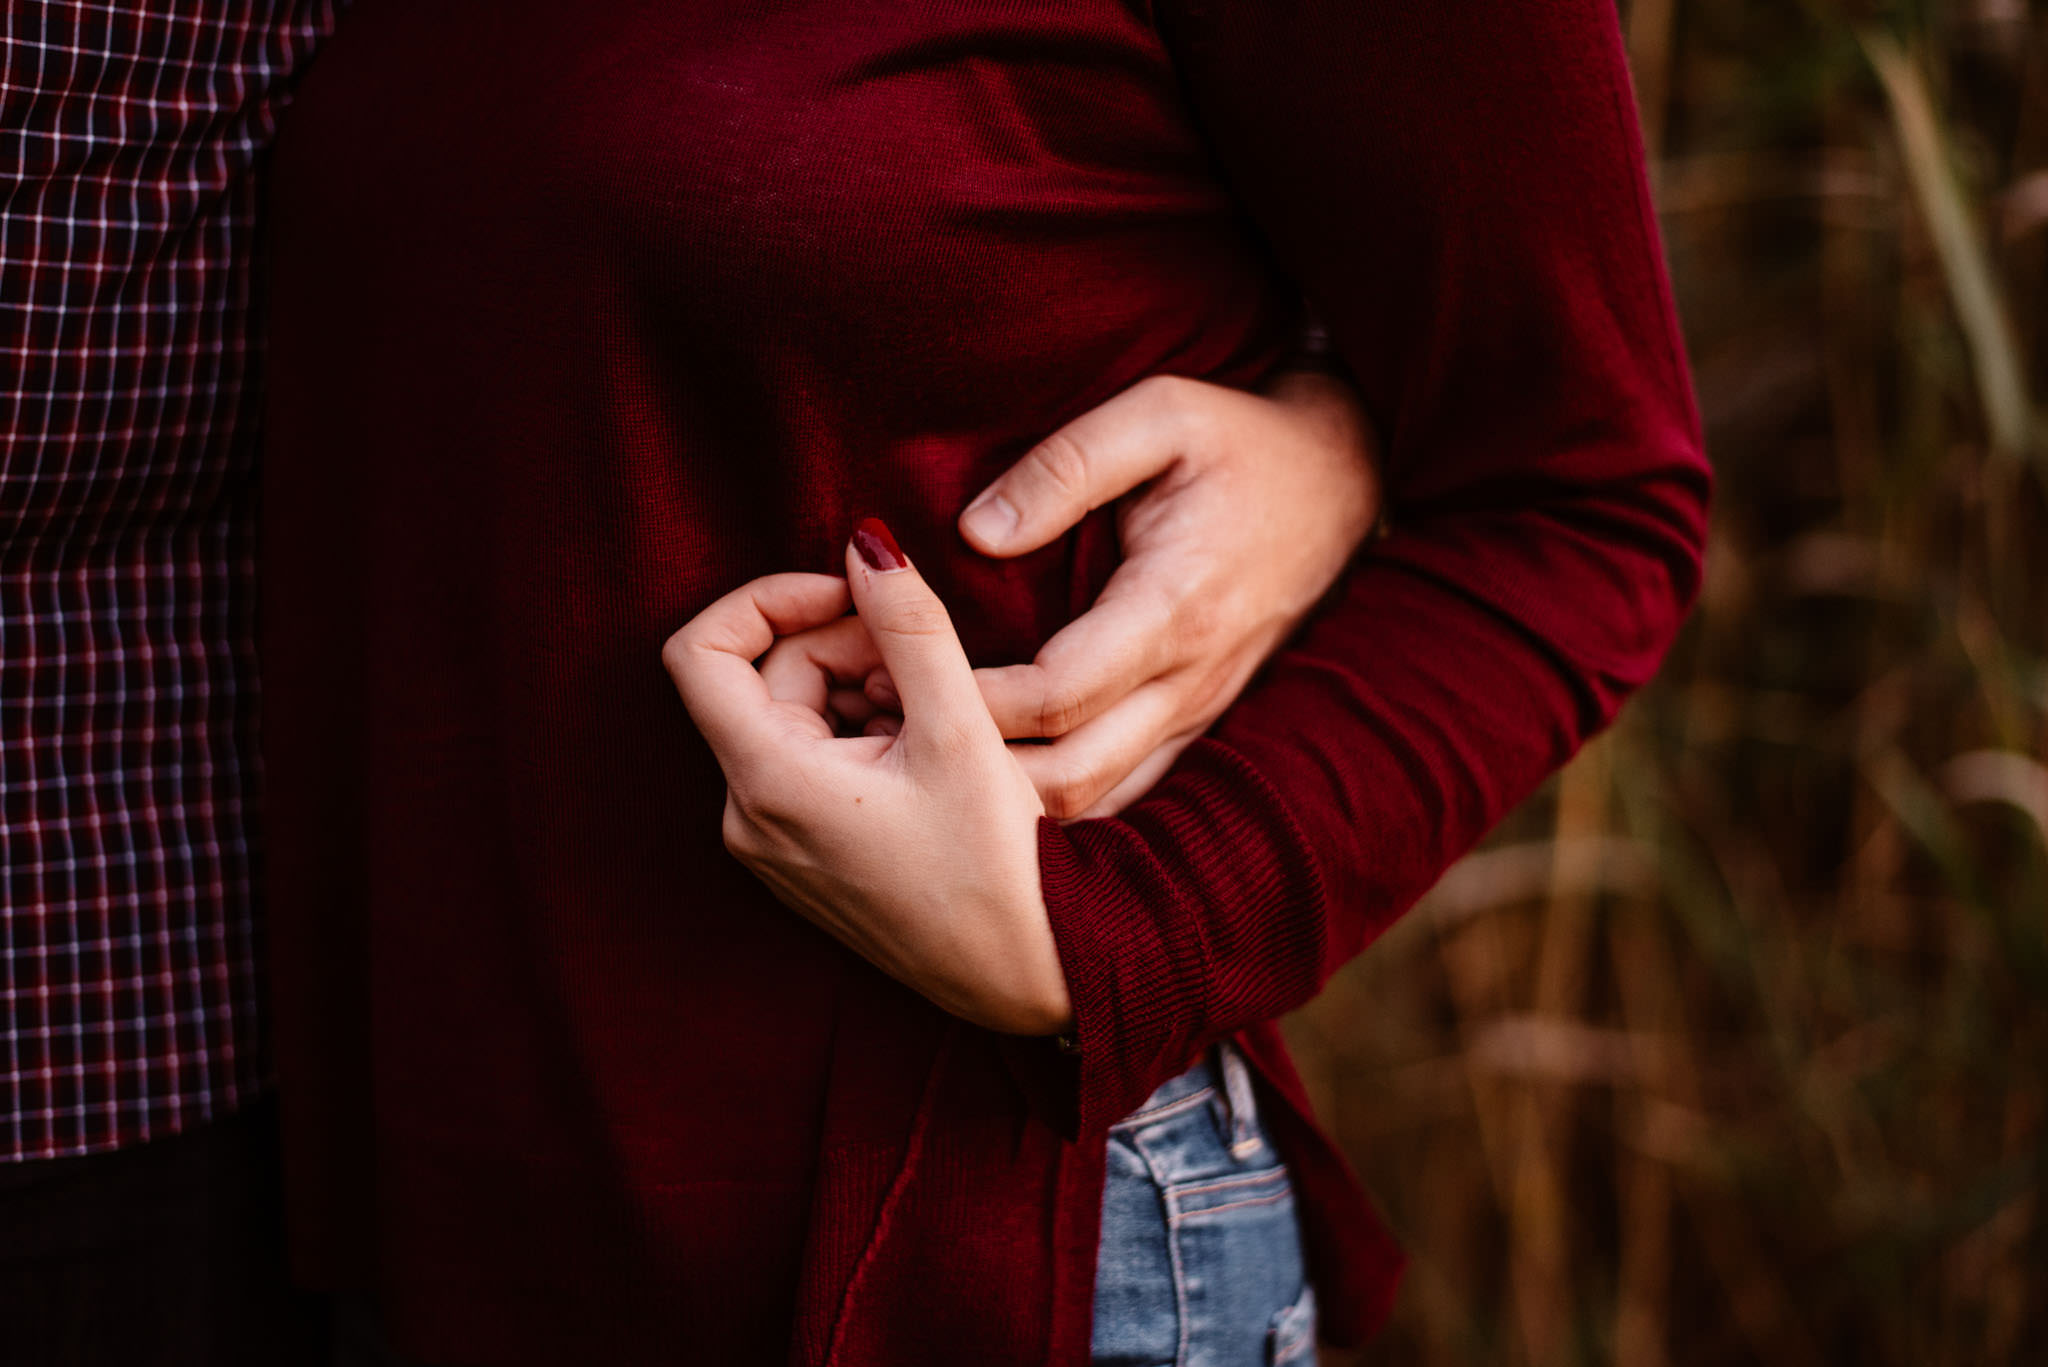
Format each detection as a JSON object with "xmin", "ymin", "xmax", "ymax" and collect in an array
[{"xmin": 851, "ymin": 517, "xmax": 907, "ymax": 572}]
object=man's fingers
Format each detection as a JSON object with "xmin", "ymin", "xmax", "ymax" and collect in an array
[
  {"xmin": 1073, "ymin": 735, "xmax": 1196, "ymax": 820},
  {"xmin": 844, "ymin": 519, "xmax": 992, "ymax": 745},
  {"xmin": 662, "ymin": 573, "xmax": 851, "ymax": 764},
  {"xmin": 974, "ymin": 582, "xmax": 1182, "ymax": 738},
  {"xmin": 959, "ymin": 374, "xmax": 1203, "ymax": 557},
  {"xmin": 1007, "ymin": 681, "xmax": 1186, "ymax": 820}
]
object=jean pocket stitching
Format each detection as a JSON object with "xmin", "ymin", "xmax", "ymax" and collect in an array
[
  {"xmin": 1171, "ymin": 1166, "xmax": 1288, "ymax": 1200},
  {"xmin": 1168, "ymin": 1187, "xmax": 1294, "ymax": 1224}
]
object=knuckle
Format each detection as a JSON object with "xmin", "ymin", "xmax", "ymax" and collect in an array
[
  {"xmin": 724, "ymin": 752, "xmax": 795, "ymax": 826},
  {"xmin": 1034, "ymin": 680, "xmax": 1090, "ymax": 738},
  {"xmin": 1166, "ymin": 586, "xmax": 1223, "ymax": 651},
  {"xmin": 1138, "ymin": 370, "xmax": 1187, "ymax": 403},
  {"xmin": 882, "ymin": 599, "xmax": 954, "ymax": 641},
  {"xmin": 1138, "ymin": 373, "xmax": 1215, "ymax": 455},
  {"xmin": 659, "ymin": 629, "xmax": 696, "ymax": 680},
  {"xmin": 719, "ymin": 801, "xmax": 755, "ymax": 858},
  {"xmin": 1040, "ymin": 762, "xmax": 1102, "ymax": 822},
  {"xmin": 742, "ymin": 754, "xmax": 813, "ymax": 827},
  {"xmin": 1135, "ymin": 371, "xmax": 1194, "ymax": 410},
  {"xmin": 1029, "ymin": 431, "xmax": 1093, "ymax": 503},
  {"xmin": 734, "ymin": 787, "xmax": 799, "ymax": 840}
]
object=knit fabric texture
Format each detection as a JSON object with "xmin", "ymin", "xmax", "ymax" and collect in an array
[{"xmin": 260, "ymin": 1, "xmax": 1710, "ymax": 1363}]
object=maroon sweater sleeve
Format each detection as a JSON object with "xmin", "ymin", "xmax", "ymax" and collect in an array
[{"xmin": 1032, "ymin": 0, "xmax": 1712, "ymax": 1135}]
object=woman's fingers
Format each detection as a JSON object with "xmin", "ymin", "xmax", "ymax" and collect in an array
[
  {"xmin": 661, "ymin": 572, "xmax": 851, "ymax": 764},
  {"xmin": 862, "ymin": 666, "xmax": 899, "ymax": 712},
  {"xmin": 758, "ymin": 614, "xmax": 884, "ymax": 715},
  {"xmin": 665, "ymin": 527, "xmax": 1062, "ymax": 1037},
  {"xmin": 1007, "ymin": 679, "xmax": 1187, "ymax": 820},
  {"xmin": 957, "ymin": 374, "xmax": 1198, "ymax": 557},
  {"xmin": 828, "ymin": 687, "xmax": 881, "ymax": 732},
  {"xmin": 844, "ymin": 519, "xmax": 993, "ymax": 749}
]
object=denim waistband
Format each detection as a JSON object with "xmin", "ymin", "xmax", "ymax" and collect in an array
[
  {"xmin": 1112, "ymin": 1041, "xmax": 1265, "ymax": 1157},
  {"xmin": 1125, "ymin": 1050, "xmax": 1219, "ymax": 1115}
]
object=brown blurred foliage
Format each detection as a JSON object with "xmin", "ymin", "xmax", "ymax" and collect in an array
[{"xmin": 1289, "ymin": 2, "xmax": 2048, "ymax": 1363}]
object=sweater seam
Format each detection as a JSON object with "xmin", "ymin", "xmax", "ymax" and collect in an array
[{"xmin": 820, "ymin": 1021, "xmax": 955, "ymax": 1367}]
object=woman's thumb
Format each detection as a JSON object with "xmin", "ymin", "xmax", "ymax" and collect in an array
[{"xmin": 845, "ymin": 519, "xmax": 991, "ymax": 737}]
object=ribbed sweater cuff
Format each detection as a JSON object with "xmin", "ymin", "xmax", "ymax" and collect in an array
[{"xmin": 1016, "ymin": 747, "xmax": 1323, "ymax": 1139}]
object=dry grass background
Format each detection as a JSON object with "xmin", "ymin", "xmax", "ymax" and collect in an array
[{"xmin": 1287, "ymin": 2, "xmax": 2048, "ymax": 1362}]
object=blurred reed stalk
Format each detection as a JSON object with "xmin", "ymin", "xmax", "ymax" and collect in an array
[{"xmin": 1296, "ymin": 3, "xmax": 2048, "ymax": 1364}]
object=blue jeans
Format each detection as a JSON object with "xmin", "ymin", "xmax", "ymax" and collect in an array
[{"xmin": 1091, "ymin": 1043, "xmax": 1318, "ymax": 1367}]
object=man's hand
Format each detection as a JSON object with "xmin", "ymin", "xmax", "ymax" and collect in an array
[
  {"xmin": 870, "ymin": 370, "xmax": 1381, "ymax": 820},
  {"xmin": 663, "ymin": 522, "xmax": 1071, "ymax": 1037}
]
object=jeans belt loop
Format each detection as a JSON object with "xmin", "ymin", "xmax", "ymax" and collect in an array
[{"xmin": 1216, "ymin": 1040, "xmax": 1263, "ymax": 1159}]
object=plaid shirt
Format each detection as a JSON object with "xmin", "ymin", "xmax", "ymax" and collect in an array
[{"xmin": 2, "ymin": 0, "xmax": 339, "ymax": 1161}]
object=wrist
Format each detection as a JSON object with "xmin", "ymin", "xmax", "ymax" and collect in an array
[
  {"xmin": 943, "ymin": 835, "xmax": 1071, "ymax": 1035},
  {"xmin": 975, "ymin": 885, "xmax": 1073, "ymax": 1036}
]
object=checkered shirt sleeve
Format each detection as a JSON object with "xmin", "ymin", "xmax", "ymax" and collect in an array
[{"xmin": 2, "ymin": 0, "xmax": 340, "ymax": 1160}]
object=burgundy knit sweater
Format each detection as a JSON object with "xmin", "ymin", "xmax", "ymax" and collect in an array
[{"xmin": 260, "ymin": 1, "xmax": 1709, "ymax": 1363}]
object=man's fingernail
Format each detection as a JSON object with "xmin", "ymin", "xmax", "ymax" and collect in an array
[
  {"xmin": 960, "ymin": 493, "xmax": 1019, "ymax": 547},
  {"xmin": 852, "ymin": 517, "xmax": 908, "ymax": 572}
]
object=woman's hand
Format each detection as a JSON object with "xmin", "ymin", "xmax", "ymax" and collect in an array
[
  {"xmin": 662, "ymin": 521, "xmax": 1070, "ymax": 1037},
  {"xmin": 871, "ymin": 369, "xmax": 1382, "ymax": 821}
]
